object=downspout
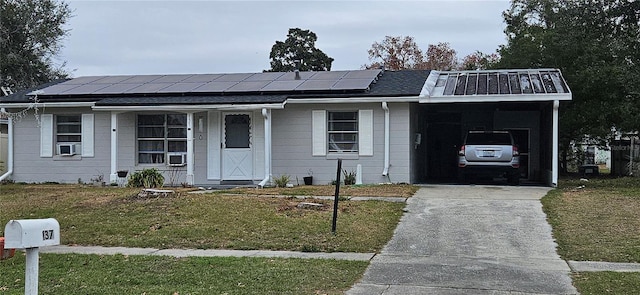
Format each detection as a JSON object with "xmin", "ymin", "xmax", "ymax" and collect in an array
[
  {"xmin": 552, "ymin": 100, "xmax": 559, "ymax": 187},
  {"xmin": 259, "ymin": 108, "xmax": 271, "ymax": 187},
  {"xmin": 0, "ymin": 113, "xmax": 13, "ymax": 181},
  {"xmin": 382, "ymin": 102, "xmax": 390, "ymax": 177},
  {"xmin": 109, "ymin": 112, "xmax": 118, "ymax": 183}
]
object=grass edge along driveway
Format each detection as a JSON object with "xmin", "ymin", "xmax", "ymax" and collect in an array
[{"xmin": 542, "ymin": 177, "xmax": 640, "ymax": 295}]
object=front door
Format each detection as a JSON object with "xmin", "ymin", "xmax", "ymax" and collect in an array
[{"xmin": 222, "ymin": 113, "xmax": 253, "ymax": 180}]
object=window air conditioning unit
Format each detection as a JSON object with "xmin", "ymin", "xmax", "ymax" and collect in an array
[
  {"xmin": 57, "ymin": 143, "xmax": 76, "ymax": 156},
  {"xmin": 167, "ymin": 152, "xmax": 187, "ymax": 166}
]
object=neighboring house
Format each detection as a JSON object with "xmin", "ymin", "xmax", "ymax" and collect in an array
[{"xmin": 0, "ymin": 69, "xmax": 571, "ymax": 186}]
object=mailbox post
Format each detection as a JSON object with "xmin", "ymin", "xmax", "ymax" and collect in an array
[{"xmin": 4, "ymin": 218, "xmax": 60, "ymax": 295}]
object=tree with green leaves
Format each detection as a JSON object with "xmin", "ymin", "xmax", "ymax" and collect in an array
[
  {"xmin": 497, "ymin": 0, "xmax": 640, "ymax": 171},
  {"xmin": 267, "ymin": 28, "xmax": 334, "ymax": 72},
  {"xmin": 1, "ymin": 0, "xmax": 72, "ymax": 91}
]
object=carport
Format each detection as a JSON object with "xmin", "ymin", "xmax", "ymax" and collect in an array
[{"xmin": 411, "ymin": 69, "xmax": 571, "ymax": 186}]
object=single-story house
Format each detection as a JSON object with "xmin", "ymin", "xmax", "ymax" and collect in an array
[{"xmin": 0, "ymin": 68, "xmax": 571, "ymax": 187}]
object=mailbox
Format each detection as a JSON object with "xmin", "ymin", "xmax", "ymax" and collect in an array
[{"xmin": 4, "ymin": 218, "xmax": 60, "ymax": 249}]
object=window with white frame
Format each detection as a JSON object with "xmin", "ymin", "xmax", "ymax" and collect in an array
[
  {"xmin": 40, "ymin": 113, "xmax": 94, "ymax": 158},
  {"xmin": 312, "ymin": 109, "xmax": 373, "ymax": 157},
  {"xmin": 137, "ymin": 114, "xmax": 187, "ymax": 164},
  {"xmin": 327, "ymin": 111, "xmax": 358, "ymax": 153},
  {"xmin": 56, "ymin": 115, "xmax": 82, "ymax": 143}
]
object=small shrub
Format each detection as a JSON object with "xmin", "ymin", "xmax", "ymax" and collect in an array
[
  {"xmin": 128, "ymin": 168, "xmax": 165, "ymax": 188},
  {"xmin": 343, "ymin": 169, "xmax": 356, "ymax": 185},
  {"xmin": 273, "ymin": 174, "xmax": 290, "ymax": 188}
]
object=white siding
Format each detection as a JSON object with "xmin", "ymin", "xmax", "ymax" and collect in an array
[
  {"xmin": 12, "ymin": 109, "xmax": 112, "ymax": 183},
  {"xmin": 272, "ymin": 103, "xmax": 411, "ymax": 185}
]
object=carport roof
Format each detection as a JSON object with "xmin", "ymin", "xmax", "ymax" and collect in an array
[{"xmin": 420, "ymin": 69, "xmax": 572, "ymax": 103}]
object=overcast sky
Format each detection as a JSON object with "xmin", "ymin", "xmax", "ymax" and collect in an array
[{"xmin": 60, "ymin": 0, "xmax": 511, "ymax": 77}]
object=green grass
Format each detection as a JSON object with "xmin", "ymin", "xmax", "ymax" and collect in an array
[
  {"xmin": 0, "ymin": 253, "xmax": 367, "ymax": 294},
  {"xmin": 543, "ymin": 177, "xmax": 640, "ymax": 262},
  {"xmin": 0, "ymin": 184, "xmax": 405, "ymax": 252},
  {"xmin": 573, "ymin": 272, "xmax": 640, "ymax": 295}
]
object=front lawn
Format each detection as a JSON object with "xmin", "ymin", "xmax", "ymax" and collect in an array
[
  {"xmin": 542, "ymin": 177, "xmax": 640, "ymax": 262},
  {"xmin": 0, "ymin": 184, "xmax": 406, "ymax": 252},
  {"xmin": 543, "ymin": 177, "xmax": 640, "ymax": 294},
  {"xmin": 1, "ymin": 253, "xmax": 367, "ymax": 294}
]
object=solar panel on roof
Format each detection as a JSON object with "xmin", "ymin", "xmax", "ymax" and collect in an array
[
  {"xmin": 296, "ymin": 80, "xmax": 337, "ymax": 91},
  {"xmin": 125, "ymin": 83, "xmax": 172, "ymax": 93},
  {"xmin": 244, "ymin": 72, "xmax": 285, "ymax": 81},
  {"xmin": 549, "ymin": 72, "xmax": 568, "ymax": 93},
  {"xmin": 153, "ymin": 74, "xmax": 194, "ymax": 83},
  {"xmin": 277, "ymin": 71, "xmax": 315, "ymax": 81},
  {"xmin": 215, "ymin": 73, "xmax": 253, "ymax": 82},
  {"xmin": 343, "ymin": 69, "xmax": 381, "ymax": 79},
  {"xmin": 191, "ymin": 81, "xmax": 238, "ymax": 92},
  {"xmin": 260, "ymin": 80, "xmax": 304, "ymax": 91},
  {"xmin": 226, "ymin": 81, "xmax": 271, "ymax": 92},
  {"xmin": 64, "ymin": 76, "xmax": 105, "ymax": 85},
  {"xmin": 159, "ymin": 83, "xmax": 203, "ymax": 93},
  {"xmin": 91, "ymin": 83, "xmax": 139, "ymax": 94},
  {"xmin": 309, "ymin": 71, "xmax": 348, "ymax": 80},
  {"xmin": 499, "ymin": 74, "xmax": 510, "ymax": 94},
  {"xmin": 465, "ymin": 74, "xmax": 477, "ymax": 95},
  {"xmin": 122, "ymin": 75, "xmax": 163, "ymax": 84},
  {"xmin": 509, "ymin": 73, "xmax": 521, "ymax": 94},
  {"xmin": 39, "ymin": 84, "xmax": 81, "ymax": 95},
  {"xmin": 62, "ymin": 84, "xmax": 110, "ymax": 94},
  {"xmin": 92, "ymin": 76, "xmax": 134, "ymax": 84},
  {"xmin": 181, "ymin": 74, "xmax": 223, "ymax": 83},
  {"xmin": 331, "ymin": 79, "xmax": 373, "ymax": 90},
  {"xmin": 454, "ymin": 74, "xmax": 466, "ymax": 95}
]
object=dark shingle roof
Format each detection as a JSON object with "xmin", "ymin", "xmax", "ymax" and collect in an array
[
  {"xmin": 368, "ymin": 70, "xmax": 430, "ymax": 96},
  {"xmin": 0, "ymin": 79, "xmax": 69, "ymax": 103}
]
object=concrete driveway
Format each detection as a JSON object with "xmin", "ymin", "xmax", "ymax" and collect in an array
[{"xmin": 347, "ymin": 185, "xmax": 578, "ymax": 295}]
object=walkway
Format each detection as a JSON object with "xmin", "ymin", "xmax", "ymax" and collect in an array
[{"xmin": 40, "ymin": 245, "xmax": 373, "ymax": 261}]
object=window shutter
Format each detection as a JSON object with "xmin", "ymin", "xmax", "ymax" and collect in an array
[
  {"xmin": 312, "ymin": 110, "xmax": 326, "ymax": 156},
  {"xmin": 359, "ymin": 110, "xmax": 374, "ymax": 156},
  {"xmin": 82, "ymin": 114, "xmax": 94, "ymax": 157},
  {"xmin": 40, "ymin": 114, "xmax": 53, "ymax": 157}
]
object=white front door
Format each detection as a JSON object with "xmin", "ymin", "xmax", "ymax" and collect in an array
[{"xmin": 222, "ymin": 113, "xmax": 253, "ymax": 180}]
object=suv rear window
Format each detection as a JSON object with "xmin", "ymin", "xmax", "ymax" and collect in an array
[{"xmin": 465, "ymin": 132, "xmax": 512, "ymax": 145}]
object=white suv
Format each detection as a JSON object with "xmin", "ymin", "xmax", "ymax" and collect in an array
[{"xmin": 458, "ymin": 130, "xmax": 520, "ymax": 185}]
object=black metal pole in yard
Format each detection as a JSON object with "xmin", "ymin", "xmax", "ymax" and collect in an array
[{"xmin": 332, "ymin": 159, "xmax": 342, "ymax": 234}]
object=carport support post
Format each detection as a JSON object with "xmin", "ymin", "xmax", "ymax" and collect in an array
[
  {"xmin": 25, "ymin": 247, "xmax": 39, "ymax": 295},
  {"xmin": 332, "ymin": 159, "xmax": 342, "ymax": 234}
]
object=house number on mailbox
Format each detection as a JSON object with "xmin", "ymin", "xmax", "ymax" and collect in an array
[{"xmin": 42, "ymin": 230, "xmax": 54, "ymax": 240}]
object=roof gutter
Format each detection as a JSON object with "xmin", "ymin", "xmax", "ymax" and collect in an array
[
  {"xmin": 0, "ymin": 102, "xmax": 96, "ymax": 108},
  {"xmin": 92, "ymin": 103, "xmax": 286, "ymax": 111},
  {"xmin": 0, "ymin": 110, "xmax": 13, "ymax": 182},
  {"xmin": 258, "ymin": 108, "xmax": 272, "ymax": 188},
  {"xmin": 382, "ymin": 102, "xmax": 390, "ymax": 177},
  {"xmin": 285, "ymin": 96, "xmax": 421, "ymax": 104}
]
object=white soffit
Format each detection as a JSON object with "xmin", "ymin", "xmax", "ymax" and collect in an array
[{"xmin": 420, "ymin": 69, "xmax": 572, "ymax": 103}]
